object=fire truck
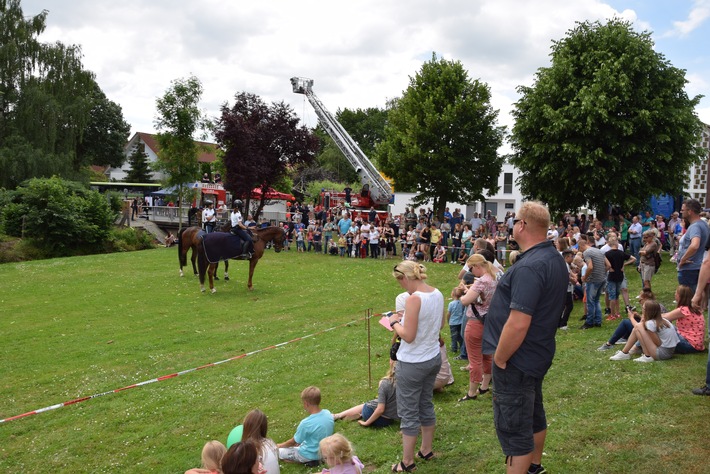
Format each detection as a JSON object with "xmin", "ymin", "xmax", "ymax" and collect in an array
[{"xmin": 291, "ymin": 77, "xmax": 394, "ymax": 222}]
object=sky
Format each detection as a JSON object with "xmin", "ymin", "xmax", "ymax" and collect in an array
[{"xmin": 19, "ymin": 0, "xmax": 710, "ymax": 149}]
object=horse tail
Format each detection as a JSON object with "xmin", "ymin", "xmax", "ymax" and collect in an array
[{"xmin": 178, "ymin": 227, "xmax": 188, "ymax": 268}]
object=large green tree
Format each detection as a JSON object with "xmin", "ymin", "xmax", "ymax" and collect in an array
[
  {"xmin": 153, "ymin": 75, "xmax": 206, "ymax": 230},
  {"xmin": 0, "ymin": 0, "xmax": 129, "ymax": 187},
  {"xmin": 377, "ymin": 53, "xmax": 505, "ymax": 220},
  {"xmin": 511, "ymin": 19, "xmax": 705, "ymax": 213}
]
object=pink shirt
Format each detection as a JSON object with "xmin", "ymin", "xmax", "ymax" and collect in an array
[
  {"xmin": 677, "ymin": 306, "xmax": 706, "ymax": 351},
  {"xmin": 466, "ymin": 273, "xmax": 497, "ymax": 317}
]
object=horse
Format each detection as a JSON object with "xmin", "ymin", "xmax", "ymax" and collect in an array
[
  {"xmin": 178, "ymin": 220, "xmax": 231, "ymax": 278},
  {"xmin": 196, "ymin": 225, "xmax": 286, "ymax": 293}
]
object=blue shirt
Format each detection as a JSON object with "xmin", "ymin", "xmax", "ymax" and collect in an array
[
  {"xmin": 294, "ymin": 410, "xmax": 334, "ymax": 461},
  {"xmin": 677, "ymin": 220, "xmax": 709, "ymax": 271},
  {"xmin": 448, "ymin": 300, "xmax": 465, "ymax": 325},
  {"xmin": 337, "ymin": 218, "xmax": 352, "ymax": 236},
  {"xmin": 483, "ymin": 240, "xmax": 568, "ymax": 378}
]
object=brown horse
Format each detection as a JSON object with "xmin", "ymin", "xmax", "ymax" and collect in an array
[
  {"xmin": 197, "ymin": 225, "xmax": 286, "ymax": 293},
  {"xmin": 178, "ymin": 221, "xmax": 230, "ymax": 278}
]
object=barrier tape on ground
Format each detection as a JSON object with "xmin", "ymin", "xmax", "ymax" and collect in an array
[{"xmin": 0, "ymin": 312, "xmax": 392, "ymax": 424}]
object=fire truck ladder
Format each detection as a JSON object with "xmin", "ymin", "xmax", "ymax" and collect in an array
[{"xmin": 290, "ymin": 77, "xmax": 392, "ymax": 207}]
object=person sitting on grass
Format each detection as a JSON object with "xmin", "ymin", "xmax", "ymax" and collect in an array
[
  {"xmin": 241, "ymin": 409, "xmax": 280, "ymax": 474},
  {"xmin": 185, "ymin": 440, "xmax": 226, "ymax": 474},
  {"xmin": 222, "ymin": 439, "xmax": 266, "ymax": 474},
  {"xmin": 333, "ymin": 363, "xmax": 398, "ymax": 427},
  {"xmin": 609, "ymin": 300, "xmax": 679, "ymax": 362},
  {"xmin": 277, "ymin": 386, "xmax": 334, "ymax": 466},
  {"xmin": 657, "ymin": 285, "xmax": 705, "ymax": 354},
  {"xmin": 319, "ymin": 433, "xmax": 364, "ymax": 474},
  {"xmin": 597, "ymin": 288, "xmax": 663, "ymax": 351}
]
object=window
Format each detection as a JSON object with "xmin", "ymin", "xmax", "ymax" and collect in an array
[{"xmin": 503, "ymin": 173, "xmax": 513, "ymax": 194}]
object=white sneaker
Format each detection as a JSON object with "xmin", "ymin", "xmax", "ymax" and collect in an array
[
  {"xmin": 559, "ymin": 326, "xmax": 568, "ymax": 331},
  {"xmin": 634, "ymin": 354, "xmax": 654, "ymax": 363},
  {"xmin": 610, "ymin": 350, "xmax": 631, "ymax": 361}
]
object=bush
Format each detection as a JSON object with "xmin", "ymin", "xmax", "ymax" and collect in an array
[
  {"xmin": 0, "ymin": 177, "xmax": 118, "ymax": 256},
  {"xmin": 106, "ymin": 227, "xmax": 156, "ymax": 252}
]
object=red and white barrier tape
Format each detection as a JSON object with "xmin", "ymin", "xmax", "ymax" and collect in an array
[{"xmin": 0, "ymin": 313, "xmax": 392, "ymax": 424}]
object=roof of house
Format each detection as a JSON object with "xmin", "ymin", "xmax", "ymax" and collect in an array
[{"xmin": 127, "ymin": 132, "xmax": 218, "ymax": 163}]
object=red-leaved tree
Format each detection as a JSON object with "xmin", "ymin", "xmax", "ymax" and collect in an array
[{"xmin": 215, "ymin": 92, "xmax": 319, "ymax": 219}]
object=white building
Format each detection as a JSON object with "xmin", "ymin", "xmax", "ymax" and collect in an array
[{"xmin": 104, "ymin": 132, "xmax": 218, "ymax": 182}]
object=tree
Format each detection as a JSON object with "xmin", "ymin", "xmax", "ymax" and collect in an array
[
  {"xmin": 377, "ymin": 53, "xmax": 505, "ymax": 220},
  {"xmin": 125, "ymin": 147, "xmax": 152, "ymax": 183},
  {"xmin": 0, "ymin": 1, "xmax": 130, "ymax": 186},
  {"xmin": 76, "ymin": 83, "xmax": 131, "ymax": 168},
  {"xmin": 215, "ymin": 92, "xmax": 319, "ymax": 219},
  {"xmin": 153, "ymin": 75, "xmax": 206, "ymax": 230},
  {"xmin": 511, "ymin": 19, "xmax": 705, "ymax": 213}
]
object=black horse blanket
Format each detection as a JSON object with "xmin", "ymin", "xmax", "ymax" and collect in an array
[{"xmin": 202, "ymin": 231, "xmax": 245, "ymax": 263}]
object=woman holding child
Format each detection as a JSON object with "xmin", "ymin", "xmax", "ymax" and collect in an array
[
  {"xmin": 388, "ymin": 261, "xmax": 444, "ymax": 472},
  {"xmin": 457, "ymin": 254, "xmax": 497, "ymax": 401}
]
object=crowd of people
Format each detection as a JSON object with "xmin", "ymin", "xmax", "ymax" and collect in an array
[{"xmin": 184, "ymin": 199, "xmax": 710, "ymax": 474}]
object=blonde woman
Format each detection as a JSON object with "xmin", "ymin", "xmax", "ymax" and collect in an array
[
  {"xmin": 388, "ymin": 261, "xmax": 444, "ymax": 472},
  {"xmin": 457, "ymin": 254, "xmax": 498, "ymax": 402}
]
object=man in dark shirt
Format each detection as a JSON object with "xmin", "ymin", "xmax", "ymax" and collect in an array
[
  {"xmin": 482, "ymin": 202, "xmax": 567, "ymax": 474},
  {"xmin": 604, "ymin": 235, "xmax": 636, "ymax": 320}
]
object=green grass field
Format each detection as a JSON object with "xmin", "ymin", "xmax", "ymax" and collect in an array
[{"xmin": 0, "ymin": 247, "xmax": 708, "ymax": 473}]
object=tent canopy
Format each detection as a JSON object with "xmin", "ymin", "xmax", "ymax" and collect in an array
[{"xmin": 250, "ymin": 187, "xmax": 294, "ymax": 201}]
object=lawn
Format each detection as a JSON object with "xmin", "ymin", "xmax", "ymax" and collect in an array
[{"xmin": 0, "ymin": 247, "xmax": 707, "ymax": 473}]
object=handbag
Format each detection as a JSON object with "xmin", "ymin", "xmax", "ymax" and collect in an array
[{"xmin": 390, "ymin": 337, "xmax": 401, "ymax": 361}]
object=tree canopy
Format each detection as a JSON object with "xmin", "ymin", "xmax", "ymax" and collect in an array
[
  {"xmin": 153, "ymin": 75, "xmax": 206, "ymax": 228},
  {"xmin": 0, "ymin": 0, "xmax": 129, "ymax": 188},
  {"xmin": 214, "ymin": 92, "xmax": 319, "ymax": 218},
  {"xmin": 377, "ymin": 53, "xmax": 505, "ymax": 219},
  {"xmin": 511, "ymin": 19, "xmax": 705, "ymax": 213}
]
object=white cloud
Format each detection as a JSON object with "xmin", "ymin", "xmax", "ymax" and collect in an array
[
  {"xmin": 664, "ymin": 0, "xmax": 710, "ymax": 37},
  {"xmin": 16, "ymin": 0, "xmax": 708, "ymax": 138}
]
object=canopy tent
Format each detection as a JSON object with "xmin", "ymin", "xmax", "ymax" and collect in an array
[
  {"xmin": 250, "ymin": 187, "xmax": 294, "ymax": 201},
  {"xmin": 150, "ymin": 185, "xmax": 179, "ymax": 196}
]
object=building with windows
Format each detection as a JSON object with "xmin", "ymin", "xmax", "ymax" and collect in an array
[{"xmin": 104, "ymin": 132, "xmax": 218, "ymax": 182}]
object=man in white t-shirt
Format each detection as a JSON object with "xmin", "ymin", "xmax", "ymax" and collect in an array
[{"xmin": 202, "ymin": 201, "xmax": 216, "ymax": 233}]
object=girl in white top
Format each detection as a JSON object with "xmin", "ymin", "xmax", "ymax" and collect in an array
[
  {"xmin": 241, "ymin": 409, "xmax": 280, "ymax": 474},
  {"xmin": 610, "ymin": 300, "xmax": 679, "ymax": 362}
]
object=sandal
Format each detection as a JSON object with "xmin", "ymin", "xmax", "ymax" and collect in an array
[
  {"xmin": 417, "ymin": 451, "xmax": 435, "ymax": 461},
  {"xmin": 392, "ymin": 461, "xmax": 417, "ymax": 472},
  {"xmin": 458, "ymin": 393, "xmax": 477, "ymax": 402},
  {"xmin": 477, "ymin": 388, "xmax": 490, "ymax": 396}
]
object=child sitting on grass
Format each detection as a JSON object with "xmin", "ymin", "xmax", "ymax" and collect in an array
[
  {"xmin": 319, "ymin": 434, "xmax": 364, "ymax": 474},
  {"xmin": 332, "ymin": 364, "xmax": 398, "ymax": 427},
  {"xmin": 185, "ymin": 440, "xmax": 226, "ymax": 474},
  {"xmin": 277, "ymin": 386, "xmax": 334, "ymax": 466},
  {"xmin": 609, "ymin": 300, "xmax": 679, "ymax": 362}
]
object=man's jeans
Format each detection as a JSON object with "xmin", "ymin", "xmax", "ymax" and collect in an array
[{"xmin": 585, "ymin": 280, "xmax": 605, "ymax": 326}]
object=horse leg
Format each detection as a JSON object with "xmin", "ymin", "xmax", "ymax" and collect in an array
[
  {"xmin": 224, "ymin": 260, "xmax": 229, "ymax": 281},
  {"xmin": 247, "ymin": 258, "xmax": 257, "ymax": 291},
  {"xmin": 214, "ymin": 261, "xmax": 220, "ymax": 280},
  {"xmin": 208, "ymin": 263, "xmax": 217, "ymax": 293}
]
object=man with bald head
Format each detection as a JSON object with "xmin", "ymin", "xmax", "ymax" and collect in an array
[{"xmin": 483, "ymin": 202, "xmax": 568, "ymax": 474}]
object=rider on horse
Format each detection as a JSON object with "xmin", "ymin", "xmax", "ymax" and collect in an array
[{"xmin": 230, "ymin": 199, "xmax": 255, "ymax": 257}]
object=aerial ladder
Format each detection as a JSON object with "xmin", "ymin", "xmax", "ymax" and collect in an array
[{"xmin": 290, "ymin": 77, "xmax": 393, "ymax": 211}]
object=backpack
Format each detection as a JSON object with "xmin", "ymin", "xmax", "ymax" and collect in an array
[{"xmin": 653, "ymin": 250, "xmax": 662, "ymax": 274}]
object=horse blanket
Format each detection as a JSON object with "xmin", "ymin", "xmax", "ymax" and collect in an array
[{"xmin": 202, "ymin": 231, "xmax": 245, "ymax": 263}]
